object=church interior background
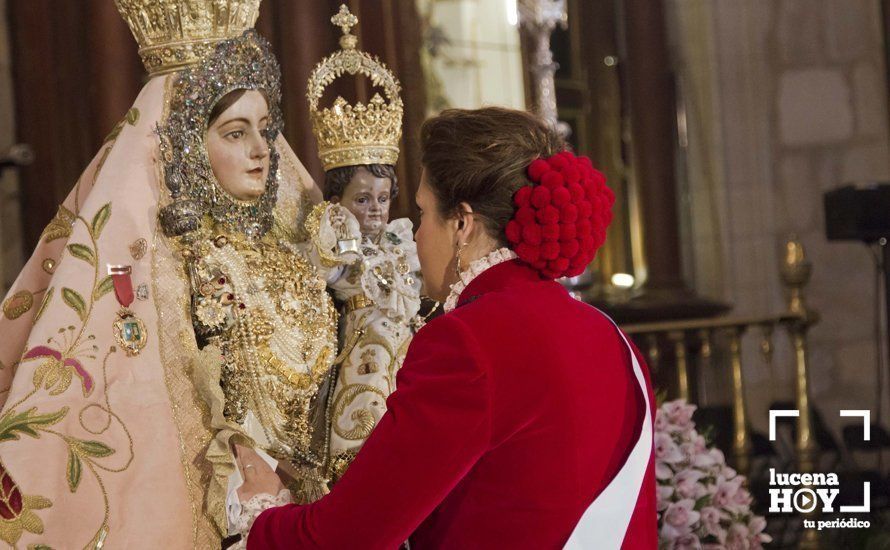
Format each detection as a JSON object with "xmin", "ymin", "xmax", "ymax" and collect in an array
[{"xmin": 1, "ymin": 0, "xmax": 889, "ymax": 547}]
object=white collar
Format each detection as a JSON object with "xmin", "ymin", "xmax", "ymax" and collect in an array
[{"xmin": 443, "ymin": 247, "xmax": 518, "ymax": 313}]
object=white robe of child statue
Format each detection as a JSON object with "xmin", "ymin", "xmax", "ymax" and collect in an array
[{"xmin": 304, "ymin": 202, "xmax": 422, "ymax": 479}]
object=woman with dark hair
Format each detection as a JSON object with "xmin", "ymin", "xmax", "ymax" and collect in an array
[{"xmin": 245, "ymin": 107, "xmax": 657, "ymax": 549}]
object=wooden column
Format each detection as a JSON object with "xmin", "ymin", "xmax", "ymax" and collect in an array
[{"xmin": 622, "ymin": 0, "xmax": 684, "ymax": 292}]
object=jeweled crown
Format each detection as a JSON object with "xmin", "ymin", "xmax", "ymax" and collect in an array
[
  {"xmin": 308, "ymin": 5, "xmax": 403, "ymax": 171},
  {"xmin": 114, "ymin": 0, "xmax": 261, "ymax": 76}
]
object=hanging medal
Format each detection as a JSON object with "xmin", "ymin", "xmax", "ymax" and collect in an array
[{"xmin": 108, "ymin": 265, "xmax": 147, "ymax": 357}]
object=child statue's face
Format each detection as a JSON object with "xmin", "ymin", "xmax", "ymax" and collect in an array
[{"xmin": 333, "ymin": 167, "xmax": 392, "ymax": 236}]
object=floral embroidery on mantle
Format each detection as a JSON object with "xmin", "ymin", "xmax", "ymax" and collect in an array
[{"xmin": 0, "ymin": 111, "xmax": 140, "ymax": 548}]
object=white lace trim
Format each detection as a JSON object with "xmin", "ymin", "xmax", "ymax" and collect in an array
[
  {"xmin": 229, "ymin": 488, "xmax": 293, "ymax": 549},
  {"xmin": 443, "ymin": 247, "xmax": 518, "ymax": 313}
]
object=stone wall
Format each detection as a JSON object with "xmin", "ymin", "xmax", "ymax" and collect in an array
[
  {"xmin": 0, "ymin": 0, "xmax": 24, "ymax": 294},
  {"xmin": 770, "ymin": 0, "xmax": 888, "ymax": 435},
  {"xmin": 676, "ymin": 0, "xmax": 889, "ymax": 438}
]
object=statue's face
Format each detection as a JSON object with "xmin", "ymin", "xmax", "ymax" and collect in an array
[
  {"xmin": 206, "ymin": 90, "xmax": 270, "ymax": 201},
  {"xmin": 332, "ymin": 167, "xmax": 392, "ymax": 235}
]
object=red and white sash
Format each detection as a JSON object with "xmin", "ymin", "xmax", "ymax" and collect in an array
[{"xmin": 564, "ymin": 316, "xmax": 653, "ymax": 549}]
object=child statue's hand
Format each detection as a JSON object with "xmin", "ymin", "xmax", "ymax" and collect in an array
[{"xmin": 329, "ymin": 204, "xmax": 362, "ymax": 262}]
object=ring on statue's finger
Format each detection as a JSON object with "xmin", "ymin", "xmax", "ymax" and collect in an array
[{"xmin": 244, "ymin": 464, "xmax": 255, "ymax": 469}]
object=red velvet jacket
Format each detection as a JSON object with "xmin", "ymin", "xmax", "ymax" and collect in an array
[{"xmin": 248, "ymin": 260, "xmax": 656, "ymax": 549}]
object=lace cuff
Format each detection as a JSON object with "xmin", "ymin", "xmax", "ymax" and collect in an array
[{"xmin": 230, "ymin": 489, "xmax": 293, "ymax": 549}]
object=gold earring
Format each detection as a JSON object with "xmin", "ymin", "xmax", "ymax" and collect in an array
[{"xmin": 455, "ymin": 242, "xmax": 468, "ymax": 276}]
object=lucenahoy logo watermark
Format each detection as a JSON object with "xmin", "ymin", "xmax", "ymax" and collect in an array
[{"xmin": 767, "ymin": 409, "xmax": 874, "ymax": 531}]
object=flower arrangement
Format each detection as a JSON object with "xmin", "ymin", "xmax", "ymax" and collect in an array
[{"xmin": 656, "ymin": 399, "xmax": 771, "ymax": 549}]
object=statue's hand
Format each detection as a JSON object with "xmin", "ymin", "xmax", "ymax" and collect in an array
[
  {"xmin": 328, "ymin": 204, "xmax": 359, "ymax": 237},
  {"xmin": 235, "ymin": 444, "xmax": 286, "ymax": 503}
]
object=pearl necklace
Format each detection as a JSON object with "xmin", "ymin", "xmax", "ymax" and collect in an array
[{"xmin": 443, "ymin": 247, "xmax": 518, "ymax": 313}]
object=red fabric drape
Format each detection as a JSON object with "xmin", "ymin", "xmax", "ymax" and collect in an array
[{"xmin": 7, "ymin": 0, "xmax": 425, "ymax": 253}]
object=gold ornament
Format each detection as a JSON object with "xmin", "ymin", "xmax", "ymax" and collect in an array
[
  {"xmin": 307, "ymin": 5, "xmax": 403, "ymax": 171},
  {"xmin": 113, "ymin": 308, "xmax": 148, "ymax": 357},
  {"xmin": 114, "ymin": 0, "xmax": 261, "ymax": 76},
  {"xmin": 41, "ymin": 258, "xmax": 57, "ymax": 274},
  {"xmin": 129, "ymin": 238, "xmax": 147, "ymax": 260},
  {"xmin": 189, "ymin": 231, "xmax": 337, "ymax": 469},
  {"xmin": 2, "ymin": 290, "xmax": 33, "ymax": 320}
]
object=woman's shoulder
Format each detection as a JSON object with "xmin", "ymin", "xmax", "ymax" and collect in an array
[
  {"xmin": 412, "ymin": 311, "xmax": 490, "ymax": 359},
  {"xmin": 401, "ymin": 312, "xmax": 490, "ymax": 382},
  {"xmin": 451, "ymin": 277, "xmax": 563, "ymax": 317},
  {"xmin": 448, "ymin": 279, "xmax": 617, "ymax": 343}
]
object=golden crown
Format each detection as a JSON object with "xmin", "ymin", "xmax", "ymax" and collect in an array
[
  {"xmin": 307, "ymin": 5, "xmax": 403, "ymax": 172},
  {"xmin": 114, "ymin": 0, "xmax": 261, "ymax": 76}
]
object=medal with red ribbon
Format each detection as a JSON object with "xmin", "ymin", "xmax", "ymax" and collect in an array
[{"xmin": 108, "ymin": 265, "xmax": 147, "ymax": 356}]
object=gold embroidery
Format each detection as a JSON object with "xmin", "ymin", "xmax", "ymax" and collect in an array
[
  {"xmin": 356, "ymin": 349, "xmax": 379, "ymax": 375},
  {"xmin": 331, "ymin": 383, "xmax": 386, "ymax": 441},
  {"xmin": 129, "ymin": 238, "xmax": 147, "ymax": 260},
  {"xmin": 3, "ymin": 290, "xmax": 34, "ymax": 320},
  {"xmin": 39, "ymin": 205, "xmax": 75, "ymax": 244},
  {"xmin": 2, "ymin": 198, "xmax": 139, "ymax": 548},
  {"xmin": 41, "ymin": 258, "xmax": 57, "ymax": 274},
  {"xmin": 153, "ymin": 224, "xmax": 219, "ymax": 544},
  {"xmin": 104, "ymin": 108, "xmax": 140, "ymax": 143}
]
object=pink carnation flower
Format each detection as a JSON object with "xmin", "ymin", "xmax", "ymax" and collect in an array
[
  {"xmin": 673, "ymin": 533, "xmax": 702, "ymax": 550},
  {"xmin": 662, "ymin": 499, "xmax": 700, "ymax": 539},
  {"xmin": 699, "ymin": 506, "xmax": 724, "ymax": 540},
  {"xmin": 655, "ymin": 432, "xmax": 684, "ymax": 464},
  {"xmin": 663, "ymin": 399, "xmax": 696, "ymax": 430},
  {"xmin": 674, "ymin": 469, "xmax": 705, "ymax": 500},
  {"xmin": 725, "ymin": 523, "xmax": 750, "ymax": 550}
]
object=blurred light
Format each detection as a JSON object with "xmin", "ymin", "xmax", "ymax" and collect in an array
[
  {"xmin": 506, "ymin": 0, "xmax": 519, "ymax": 26},
  {"xmin": 611, "ymin": 273, "xmax": 635, "ymax": 289}
]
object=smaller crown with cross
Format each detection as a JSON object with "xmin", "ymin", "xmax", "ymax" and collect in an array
[{"xmin": 307, "ymin": 5, "xmax": 403, "ymax": 172}]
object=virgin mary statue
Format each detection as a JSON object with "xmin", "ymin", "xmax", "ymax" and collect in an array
[{"xmin": 0, "ymin": 1, "xmax": 336, "ymax": 548}]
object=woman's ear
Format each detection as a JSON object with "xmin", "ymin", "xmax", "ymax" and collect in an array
[{"xmin": 454, "ymin": 202, "xmax": 476, "ymax": 243}]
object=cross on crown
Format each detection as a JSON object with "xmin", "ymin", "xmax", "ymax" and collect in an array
[{"xmin": 332, "ymin": 4, "xmax": 358, "ymax": 36}]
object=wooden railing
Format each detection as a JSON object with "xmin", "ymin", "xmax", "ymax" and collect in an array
[{"xmin": 621, "ymin": 238, "xmax": 819, "ymax": 474}]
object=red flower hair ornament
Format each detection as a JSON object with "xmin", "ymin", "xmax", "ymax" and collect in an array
[{"xmin": 505, "ymin": 151, "xmax": 614, "ymax": 279}]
